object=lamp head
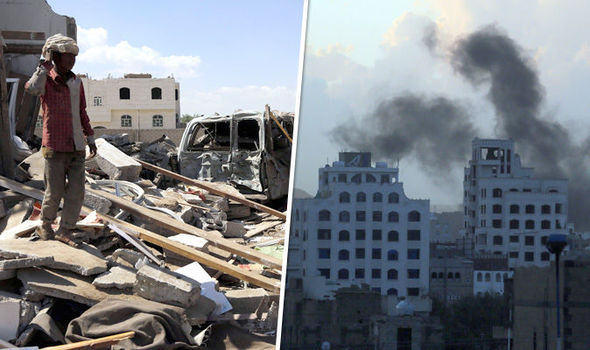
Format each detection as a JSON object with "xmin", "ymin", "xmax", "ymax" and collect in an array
[{"xmin": 546, "ymin": 234, "xmax": 567, "ymax": 255}]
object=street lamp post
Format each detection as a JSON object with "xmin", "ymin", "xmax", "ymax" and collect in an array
[{"xmin": 545, "ymin": 234, "xmax": 567, "ymax": 350}]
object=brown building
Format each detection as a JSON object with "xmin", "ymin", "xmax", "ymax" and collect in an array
[{"xmin": 429, "ymin": 244, "xmax": 474, "ymax": 303}]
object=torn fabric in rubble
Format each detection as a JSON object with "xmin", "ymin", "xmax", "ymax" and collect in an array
[{"xmin": 65, "ymin": 298, "xmax": 200, "ymax": 350}]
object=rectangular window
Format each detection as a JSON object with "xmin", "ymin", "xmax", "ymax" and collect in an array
[
  {"xmin": 407, "ymin": 288, "xmax": 420, "ymax": 296},
  {"xmin": 509, "ymin": 251, "xmax": 519, "ymax": 259},
  {"xmin": 93, "ymin": 96, "xmax": 102, "ymax": 106},
  {"xmin": 317, "ymin": 229, "xmax": 331, "ymax": 240},
  {"xmin": 372, "ymin": 248, "xmax": 381, "ymax": 259},
  {"xmin": 371, "ymin": 269, "xmax": 381, "ymax": 279},
  {"xmin": 355, "ymin": 229, "xmax": 366, "ymax": 240},
  {"xmin": 355, "ymin": 248, "xmax": 365, "ymax": 259},
  {"xmin": 338, "ymin": 174, "xmax": 347, "ymax": 183},
  {"xmin": 510, "ymin": 235, "xmax": 519, "ymax": 243},
  {"xmin": 492, "ymin": 220, "xmax": 502, "ymax": 228},
  {"xmin": 408, "ymin": 269, "xmax": 420, "ymax": 279},
  {"xmin": 408, "ymin": 230, "xmax": 421, "ymax": 241},
  {"xmin": 355, "ymin": 269, "xmax": 365, "ymax": 279},
  {"xmin": 380, "ymin": 174, "xmax": 389, "ymax": 184},
  {"xmin": 319, "ymin": 268, "xmax": 330, "ymax": 279},
  {"xmin": 372, "ymin": 211, "xmax": 382, "ymax": 222},
  {"xmin": 525, "ymin": 236, "xmax": 535, "ymax": 246},
  {"xmin": 372, "ymin": 230, "xmax": 382, "ymax": 240},
  {"xmin": 555, "ymin": 203, "xmax": 562, "ymax": 214},
  {"xmin": 407, "ymin": 249, "xmax": 420, "ymax": 259},
  {"xmin": 318, "ymin": 248, "xmax": 330, "ymax": 259},
  {"xmin": 541, "ymin": 236, "xmax": 548, "ymax": 245},
  {"xmin": 525, "ymin": 252, "xmax": 534, "ymax": 262},
  {"xmin": 356, "ymin": 211, "xmax": 366, "ymax": 222}
]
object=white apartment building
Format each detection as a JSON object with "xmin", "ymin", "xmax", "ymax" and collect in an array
[
  {"xmin": 288, "ymin": 152, "xmax": 430, "ymax": 299},
  {"xmin": 464, "ymin": 139, "xmax": 568, "ymax": 267},
  {"xmin": 472, "ymin": 255, "xmax": 513, "ymax": 295},
  {"xmin": 79, "ymin": 74, "xmax": 180, "ymax": 129}
]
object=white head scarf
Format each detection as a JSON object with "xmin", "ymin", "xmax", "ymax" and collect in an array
[{"xmin": 42, "ymin": 34, "xmax": 79, "ymax": 61}]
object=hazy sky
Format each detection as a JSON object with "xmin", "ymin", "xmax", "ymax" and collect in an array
[
  {"xmin": 47, "ymin": 0, "xmax": 303, "ymax": 116},
  {"xmin": 294, "ymin": 0, "xmax": 590, "ymax": 212}
]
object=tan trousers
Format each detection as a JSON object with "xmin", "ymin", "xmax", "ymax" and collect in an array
[{"xmin": 41, "ymin": 148, "xmax": 86, "ymax": 231}]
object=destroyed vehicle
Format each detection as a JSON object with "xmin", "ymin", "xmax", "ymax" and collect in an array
[{"xmin": 178, "ymin": 107, "xmax": 293, "ymax": 201}]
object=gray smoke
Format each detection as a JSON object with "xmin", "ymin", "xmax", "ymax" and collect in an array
[
  {"xmin": 452, "ymin": 25, "xmax": 590, "ymax": 230},
  {"xmin": 331, "ymin": 94, "xmax": 478, "ymax": 177}
]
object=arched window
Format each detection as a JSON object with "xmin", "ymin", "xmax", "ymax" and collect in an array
[
  {"xmin": 388, "ymin": 192, "xmax": 399, "ymax": 203},
  {"xmin": 351, "ymin": 174, "xmax": 362, "ymax": 184},
  {"xmin": 541, "ymin": 220, "xmax": 551, "ymax": 229},
  {"xmin": 447, "ymin": 272, "xmax": 453, "ymax": 279},
  {"xmin": 318, "ymin": 210, "xmax": 331, "ymax": 221},
  {"xmin": 387, "ymin": 249, "xmax": 398, "ymax": 261},
  {"xmin": 119, "ymin": 87, "xmax": 130, "ymax": 100},
  {"xmin": 496, "ymin": 273, "xmax": 501, "ymax": 282},
  {"xmin": 338, "ymin": 269, "xmax": 349, "ymax": 280},
  {"xmin": 338, "ymin": 249, "xmax": 350, "ymax": 261},
  {"xmin": 366, "ymin": 174, "xmax": 376, "ymax": 183},
  {"xmin": 542, "ymin": 205, "xmax": 551, "ymax": 214},
  {"xmin": 431, "ymin": 272, "xmax": 437, "ymax": 279},
  {"xmin": 152, "ymin": 114, "xmax": 163, "ymax": 127},
  {"xmin": 356, "ymin": 192, "xmax": 366, "ymax": 202},
  {"xmin": 339, "ymin": 192, "xmax": 350, "ymax": 203},
  {"xmin": 151, "ymin": 87, "xmax": 162, "ymax": 99},
  {"xmin": 477, "ymin": 272, "xmax": 483, "ymax": 282},
  {"xmin": 387, "ymin": 230, "xmax": 399, "ymax": 242},
  {"xmin": 526, "ymin": 205, "xmax": 535, "ymax": 214},
  {"xmin": 455, "ymin": 272, "xmax": 461, "ymax": 279},
  {"xmin": 510, "ymin": 204, "xmax": 519, "ymax": 214},
  {"xmin": 485, "ymin": 273, "xmax": 491, "ymax": 282},
  {"xmin": 373, "ymin": 193, "xmax": 383, "ymax": 202},
  {"xmin": 438, "ymin": 272, "xmax": 443, "ymax": 279},
  {"xmin": 338, "ymin": 230, "xmax": 350, "ymax": 241},
  {"xmin": 120, "ymin": 114, "xmax": 132, "ymax": 127},
  {"xmin": 387, "ymin": 288, "xmax": 398, "ymax": 295},
  {"xmin": 339, "ymin": 211, "xmax": 350, "ymax": 222},
  {"xmin": 408, "ymin": 211, "xmax": 421, "ymax": 222},
  {"xmin": 493, "ymin": 188, "xmax": 502, "ymax": 198},
  {"xmin": 503, "ymin": 273, "xmax": 508, "ymax": 280},
  {"xmin": 525, "ymin": 220, "xmax": 535, "ymax": 229},
  {"xmin": 388, "ymin": 211, "xmax": 399, "ymax": 223},
  {"xmin": 295, "ymin": 210, "xmax": 299, "ymax": 221},
  {"xmin": 387, "ymin": 269, "xmax": 398, "ymax": 280},
  {"xmin": 510, "ymin": 220, "xmax": 519, "ymax": 229}
]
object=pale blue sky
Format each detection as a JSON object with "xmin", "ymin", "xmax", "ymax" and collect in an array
[{"xmin": 47, "ymin": 0, "xmax": 304, "ymax": 115}]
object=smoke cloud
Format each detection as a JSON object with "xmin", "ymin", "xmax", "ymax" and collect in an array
[{"xmin": 331, "ymin": 94, "xmax": 478, "ymax": 177}]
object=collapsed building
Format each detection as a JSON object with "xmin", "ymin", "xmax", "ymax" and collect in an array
[{"xmin": 0, "ymin": 2, "xmax": 292, "ymax": 348}]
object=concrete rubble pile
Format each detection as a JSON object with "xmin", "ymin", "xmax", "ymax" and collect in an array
[{"xmin": 0, "ymin": 136, "xmax": 285, "ymax": 348}]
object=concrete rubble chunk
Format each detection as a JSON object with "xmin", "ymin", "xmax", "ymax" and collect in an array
[
  {"xmin": 110, "ymin": 248, "xmax": 144, "ymax": 268},
  {"xmin": 17, "ymin": 268, "xmax": 141, "ymax": 306},
  {"xmin": 92, "ymin": 266, "xmax": 136, "ymax": 290},
  {"xmin": 222, "ymin": 221, "xmax": 247, "ymax": 238},
  {"xmin": 83, "ymin": 192, "xmax": 112, "ymax": 213},
  {"xmin": 0, "ymin": 198, "xmax": 33, "ymax": 234},
  {"xmin": 176, "ymin": 262, "xmax": 231, "ymax": 316},
  {"xmin": 0, "ymin": 268, "xmax": 16, "ymax": 280},
  {"xmin": 165, "ymin": 233, "xmax": 209, "ymax": 265},
  {"xmin": 0, "ymin": 299, "xmax": 20, "ymax": 341},
  {"xmin": 94, "ymin": 138, "xmax": 142, "ymax": 181},
  {"xmin": 0, "ymin": 239, "xmax": 107, "ymax": 276},
  {"xmin": 134, "ymin": 263, "xmax": 201, "ymax": 307},
  {"xmin": 225, "ymin": 288, "xmax": 269, "ymax": 314}
]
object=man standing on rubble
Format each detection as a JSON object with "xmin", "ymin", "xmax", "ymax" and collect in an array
[{"xmin": 25, "ymin": 34, "xmax": 97, "ymax": 246}]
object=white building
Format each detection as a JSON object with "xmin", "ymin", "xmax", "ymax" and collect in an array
[
  {"xmin": 464, "ymin": 139, "xmax": 568, "ymax": 267},
  {"xmin": 288, "ymin": 152, "xmax": 430, "ymax": 299},
  {"xmin": 472, "ymin": 255, "xmax": 513, "ymax": 295},
  {"xmin": 79, "ymin": 73, "xmax": 180, "ymax": 129}
]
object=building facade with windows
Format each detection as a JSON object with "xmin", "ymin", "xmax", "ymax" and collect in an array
[
  {"xmin": 79, "ymin": 73, "xmax": 180, "ymax": 129},
  {"xmin": 463, "ymin": 139, "xmax": 568, "ymax": 267},
  {"xmin": 288, "ymin": 152, "xmax": 430, "ymax": 299}
]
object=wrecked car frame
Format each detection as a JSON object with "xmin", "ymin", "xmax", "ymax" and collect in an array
[{"xmin": 178, "ymin": 108, "xmax": 293, "ymax": 201}]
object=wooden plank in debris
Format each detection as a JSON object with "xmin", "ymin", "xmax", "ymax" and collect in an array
[
  {"xmin": 87, "ymin": 187, "xmax": 282, "ymax": 270},
  {"xmin": 41, "ymin": 331, "xmax": 135, "ymax": 350},
  {"xmin": 0, "ymin": 175, "xmax": 44, "ymax": 201},
  {"xmin": 92, "ymin": 212, "xmax": 281, "ymax": 293},
  {"xmin": 135, "ymin": 159, "xmax": 286, "ymax": 221},
  {"xmin": 244, "ymin": 220, "xmax": 283, "ymax": 239}
]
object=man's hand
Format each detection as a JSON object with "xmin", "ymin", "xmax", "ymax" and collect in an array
[{"xmin": 88, "ymin": 143, "xmax": 97, "ymax": 158}]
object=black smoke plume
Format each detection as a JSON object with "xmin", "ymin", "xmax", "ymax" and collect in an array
[{"xmin": 331, "ymin": 94, "xmax": 478, "ymax": 177}]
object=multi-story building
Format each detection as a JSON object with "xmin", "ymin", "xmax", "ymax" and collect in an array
[
  {"xmin": 288, "ymin": 152, "xmax": 430, "ymax": 299},
  {"xmin": 429, "ymin": 244, "xmax": 474, "ymax": 303},
  {"xmin": 463, "ymin": 139, "xmax": 568, "ymax": 267},
  {"xmin": 79, "ymin": 73, "xmax": 180, "ymax": 129},
  {"xmin": 472, "ymin": 255, "xmax": 512, "ymax": 295}
]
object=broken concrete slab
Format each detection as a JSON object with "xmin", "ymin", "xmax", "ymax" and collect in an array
[
  {"xmin": 110, "ymin": 248, "xmax": 144, "ymax": 268},
  {"xmin": 224, "ymin": 288, "xmax": 269, "ymax": 314},
  {"xmin": 0, "ymin": 291, "xmax": 40, "ymax": 335},
  {"xmin": 227, "ymin": 204, "xmax": 251, "ymax": 220},
  {"xmin": 94, "ymin": 138, "xmax": 141, "ymax": 181},
  {"xmin": 134, "ymin": 263, "xmax": 201, "ymax": 307},
  {"xmin": 0, "ymin": 219, "xmax": 40, "ymax": 240},
  {"xmin": 175, "ymin": 262, "xmax": 231, "ymax": 316},
  {"xmin": 165, "ymin": 233, "xmax": 209, "ymax": 265},
  {"xmin": 0, "ymin": 268, "xmax": 16, "ymax": 280},
  {"xmin": 0, "ymin": 299, "xmax": 20, "ymax": 340},
  {"xmin": 92, "ymin": 266, "xmax": 136, "ymax": 290},
  {"xmin": 0, "ymin": 256, "xmax": 54, "ymax": 270},
  {"xmin": 0, "ymin": 239, "xmax": 107, "ymax": 276},
  {"xmin": 0, "ymin": 198, "xmax": 33, "ymax": 233},
  {"xmin": 17, "ymin": 268, "xmax": 140, "ymax": 306}
]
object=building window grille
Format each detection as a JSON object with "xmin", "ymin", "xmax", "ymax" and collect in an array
[
  {"xmin": 510, "ymin": 205, "xmax": 520, "ymax": 214},
  {"xmin": 493, "ymin": 188, "xmax": 502, "ymax": 198},
  {"xmin": 151, "ymin": 87, "xmax": 162, "ymax": 99},
  {"xmin": 119, "ymin": 87, "xmax": 130, "ymax": 99},
  {"xmin": 120, "ymin": 114, "xmax": 132, "ymax": 127},
  {"xmin": 388, "ymin": 269, "xmax": 398, "ymax": 280},
  {"xmin": 408, "ymin": 230, "xmax": 421, "ymax": 241},
  {"xmin": 388, "ymin": 192, "xmax": 399, "ymax": 203},
  {"xmin": 339, "ymin": 211, "xmax": 350, "ymax": 222},
  {"xmin": 387, "ymin": 249, "xmax": 399, "ymax": 261},
  {"xmin": 510, "ymin": 220, "xmax": 519, "ymax": 229},
  {"xmin": 338, "ymin": 230, "xmax": 350, "ymax": 241},
  {"xmin": 408, "ymin": 211, "xmax": 421, "ymax": 222},
  {"xmin": 356, "ymin": 192, "xmax": 366, "ymax": 202},
  {"xmin": 152, "ymin": 114, "xmax": 163, "ymax": 127},
  {"xmin": 373, "ymin": 193, "xmax": 383, "ymax": 202},
  {"xmin": 387, "ymin": 231, "xmax": 399, "ymax": 242},
  {"xmin": 93, "ymin": 96, "xmax": 102, "ymax": 106},
  {"xmin": 318, "ymin": 210, "xmax": 331, "ymax": 221},
  {"xmin": 339, "ymin": 192, "xmax": 350, "ymax": 203},
  {"xmin": 338, "ymin": 250, "xmax": 350, "ymax": 261}
]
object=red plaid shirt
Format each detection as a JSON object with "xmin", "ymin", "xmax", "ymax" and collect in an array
[{"xmin": 37, "ymin": 68, "xmax": 94, "ymax": 152}]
